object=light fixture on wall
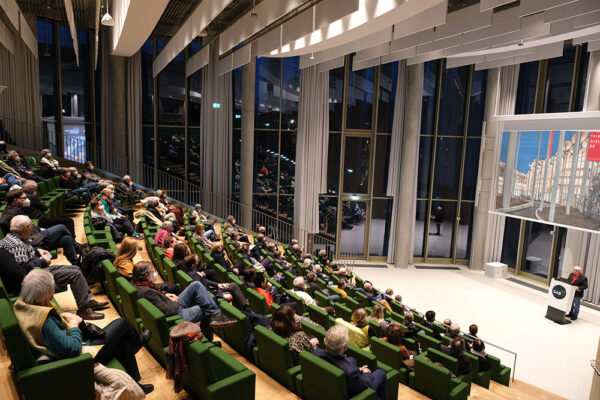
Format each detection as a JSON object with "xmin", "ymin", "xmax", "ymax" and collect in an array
[
  {"xmin": 309, "ymin": 52, "xmax": 315, "ymax": 60},
  {"xmin": 101, "ymin": 0, "xmax": 114, "ymax": 26},
  {"xmin": 250, "ymin": 0, "xmax": 258, "ymax": 17},
  {"xmin": 307, "ymin": 6, "xmax": 315, "ymax": 61}
]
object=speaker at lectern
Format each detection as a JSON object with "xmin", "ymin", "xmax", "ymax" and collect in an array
[{"xmin": 545, "ymin": 278, "xmax": 576, "ymax": 325}]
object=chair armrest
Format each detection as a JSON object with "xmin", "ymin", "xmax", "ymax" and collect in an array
[
  {"xmin": 350, "ymin": 388, "xmax": 378, "ymax": 400},
  {"xmin": 17, "ymin": 354, "xmax": 95, "ymax": 399},
  {"xmin": 206, "ymin": 369, "xmax": 256, "ymax": 400},
  {"xmin": 449, "ymin": 381, "xmax": 469, "ymax": 400}
]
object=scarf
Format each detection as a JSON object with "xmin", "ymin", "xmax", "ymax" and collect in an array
[
  {"xmin": 0, "ymin": 233, "xmax": 37, "ymax": 264},
  {"xmin": 166, "ymin": 322, "xmax": 202, "ymax": 393},
  {"xmin": 133, "ymin": 280, "xmax": 164, "ymax": 294}
]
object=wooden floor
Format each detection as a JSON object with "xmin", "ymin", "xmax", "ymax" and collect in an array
[{"xmin": 0, "ymin": 206, "xmax": 567, "ymax": 400}]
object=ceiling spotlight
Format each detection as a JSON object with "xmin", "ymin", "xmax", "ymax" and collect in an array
[
  {"xmin": 101, "ymin": 0, "xmax": 114, "ymax": 26},
  {"xmin": 309, "ymin": 52, "xmax": 315, "ymax": 60},
  {"xmin": 517, "ymin": 40, "xmax": 524, "ymax": 47},
  {"xmin": 250, "ymin": 0, "xmax": 258, "ymax": 17}
]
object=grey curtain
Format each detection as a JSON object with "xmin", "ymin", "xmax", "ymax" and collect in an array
[
  {"xmin": 385, "ymin": 60, "xmax": 407, "ymax": 263},
  {"xmin": 200, "ymin": 40, "xmax": 232, "ymax": 216},
  {"xmin": 0, "ymin": 33, "xmax": 41, "ymax": 149},
  {"xmin": 100, "ymin": 31, "xmax": 111, "ymax": 169},
  {"xmin": 582, "ymin": 233, "xmax": 600, "ymax": 305},
  {"xmin": 294, "ymin": 65, "xmax": 329, "ymax": 234},
  {"xmin": 126, "ymin": 50, "xmax": 143, "ymax": 182}
]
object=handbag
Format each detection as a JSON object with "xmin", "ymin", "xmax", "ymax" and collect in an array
[{"xmin": 79, "ymin": 321, "xmax": 105, "ymax": 341}]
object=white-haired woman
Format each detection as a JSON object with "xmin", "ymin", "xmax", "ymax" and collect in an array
[
  {"xmin": 154, "ymin": 220, "xmax": 175, "ymax": 247},
  {"xmin": 13, "ymin": 269, "xmax": 154, "ymax": 394},
  {"xmin": 312, "ymin": 325, "xmax": 388, "ymax": 400}
]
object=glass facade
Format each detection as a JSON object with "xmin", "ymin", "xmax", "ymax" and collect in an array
[
  {"xmin": 141, "ymin": 39, "xmax": 203, "ymax": 199},
  {"xmin": 251, "ymin": 57, "xmax": 300, "ymax": 229},
  {"xmin": 415, "ymin": 61, "xmax": 487, "ymax": 262},
  {"xmin": 38, "ymin": 20, "xmax": 98, "ymax": 163},
  {"xmin": 321, "ymin": 58, "xmax": 396, "ymax": 259}
]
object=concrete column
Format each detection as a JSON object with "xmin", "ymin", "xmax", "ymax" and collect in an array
[
  {"xmin": 394, "ymin": 63, "xmax": 424, "ymax": 268},
  {"xmin": 110, "ymin": 55, "xmax": 127, "ymax": 175},
  {"xmin": 566, "ymin": 131, "xmax": 581, "ymax": 214},
  {"xmin": 549, "ymin": 131, "xmax": 565, "ymax": 222},
  {"xmin": 471, "ymin": 68, "xmax": 500, "ymax": 269},
  {"xmin": 240, "ymin": 57, "xmax": 256, "ymax": 228},
  {"xmin": 502, "ymin": 131, "xmax": 518, "ymax": 208}
]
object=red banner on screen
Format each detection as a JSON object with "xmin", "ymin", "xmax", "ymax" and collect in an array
[{"xmin": 588, "ymin": 132, "xmax": 600, "ymax": 162}]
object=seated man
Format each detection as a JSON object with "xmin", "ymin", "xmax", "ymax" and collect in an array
[
  {"xmin": 180, "ymin": 254, "xmax": 248, "ymax": 311},
  {"xmin": 0, "ymin": 190, "xmax": 83, "ymax": 265},
  {"xmin": 445, "ymin": 323, "xmax": 461, "ymax": 339},
  {"xmin": 132, "ymin": 261, "xmax": 237, "ymax": 341},
  {"xmin": 0, "ymin": 215, "xmax": 105, "ymax": 319},
  {"xmin": 59, "ymin": 169, "xmax": 93, "ymax": 203},
  {"xmin": 292, "ymin": 276, "xmax": 317, "ymax": 306},
  {"xmin": 22, "ymin": 180, "xmax": 76, "ymax": 236},
  {"xmin": 39, "ymin": 149, "xmax": 60, "ymax": 175},
  {"xmin": 82, "ymin": 161, "xmax": 112, "ymax": 188},
  {"xmin": 290, "ymin": 243, "xmax": 303, "ymax": 260},
  {"xmin": 313, "ymin": 325, "xmax": 387, "ymax": 400},
  {"xmin": 118, "ymin": 175, "xmax": 146, "ymax": 203},
  {"xmin": 90, "ymin": 197, "xmax": 141, "ymax": 241},
  {"xmin": 223, "ymin": 215, "xmax": 249, "ymax": 243},
  {"xmin": 305, "ymin": 271, "xmax": 341, "ymax": 303},
  {"xmin": 0, "ymin": 159, "xmax": 27, "ymax": 185},
  {"xmin": 190, "ymin": 203, "xmax": 215, "ymax": 232},
  {"xmin": 6, "ymin": 151, "xmax": 44, "ymax": 182},
  {"xmin": 422, "ymin": 310, "xmax": 443, "ymax": 340},
  {"xmin": 0, "ymin": 172, "xmax": 24, "ymax": 191}
]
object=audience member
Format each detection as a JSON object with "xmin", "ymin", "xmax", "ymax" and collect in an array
[
  {"xmin": 254, "ymin": 272, "xmax": 302, "ymax": 314},
  {"xmin": 349, "ymin": 308, "xmax": 371, "ymax": 348},
  {"xmin": 163, "ymin": 236, "xmax": 176, "ymax": 260},
  {"xmin": 114, "ymin": 237, "xmax": 139, "ymax": 278},
  {"xmin": 423, "ymin": 310, "xmax": 443, "ymax": 340},
  {"xmin": 271, "ymin": 305, "xmax": 319, "ymax": 365},
  {"xmin": 382, "ymin": 323, "xmax": 410, "ymax": 360},
  {"xmin": 403, "ymin": 312, "xmax": 419, "ymax": 340},
  {"xmin": 131, "ymin": 261, "xmax": 237, "ymax": 341},
  {"xmin": 22, "ymin": 180, "xmax": 76, "ymax": 236},
  {"xmin": 82, "ymin": 161, "xmax": 112, "ymax": 188},
  {"xmin": 118, "ymin": 175, "xmax": 145, "ymax": 203},
  {"xmin": 223, "ymin": 215, "xmax": 249, "ymax": 242},
  {"xmin": 14, "ymin": 269, "xmax": 154, "ymax": 394},
  {"xmin": 39, "ymin": 149, "xmax": 60, "ymax": 175},
  {"xmin": 211, "ymin": 243, "xmax": 236, "ymax": 274},
  {"xmin": 190, "ymin": 204, "xmax": 215, "ymax": 232},
  {"xmin": 470, "ymin": 339, "xmax": 491, "ymax": 372},
  {"xmin": 90, "ymin": 197, "xmax": 140, "ymax": 242},
  {"xmin": 6, "ymin": 151, "xmax": 44, "ymax": 182},
  {"xmin": 467, "ymin": 324, "xmax": 478, "ymax": 340},
  {"xmin": 0, "ymin": 216, "xmax": 105, "ymax": 319},
  {"xmin": 170, "ymin": 243, "xmax": 189, "ymax": 267},
  {"xmin": 313, "ymin": 325, "xmax": 388, "ymax": 400},
  {"xmin": 193, "ymin": 222, "xmax": 216, "ymax": 245},
  {"xmin": 59, "ymin": 169, "xmax": 92, "ymax": 203},
  {"xmin": 0, "ymin": 171, "xmax": 24, "ymax": 191},
  {"xmin": 336, "ymin": 278, "xmax": 348, "ymax": 299},
  {"xmin": 154, "ymin": 221, "xmax": 175, "ymax": 247},
  {"xmin": 368, "ymin": 303, "xmax": 389, "ymax": 333},
  {"xmin": 450, "ymin": 337, "xmax": 472, "ymax": 375}
]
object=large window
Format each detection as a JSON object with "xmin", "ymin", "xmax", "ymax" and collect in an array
[
  {"xmin": 140, "ymin": 39, "xmax": 203, "ymax": 199},
  {"xmin": 415, "ymin": 61, "xmax": 487, "ymax": 263},
  {"xmin": 322, "ymin": 58, "xmax": 396, "ymax": 259},
  {"xmin": 252, "ymin": 57, "xmax": 300, "ymax": 230}
]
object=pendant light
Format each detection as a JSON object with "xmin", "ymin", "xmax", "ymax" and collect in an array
[{"xmin": 101, "ymin": 0, "xmax": 114, "ymax": 26}]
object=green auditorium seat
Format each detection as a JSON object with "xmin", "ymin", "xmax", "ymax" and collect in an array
[
  {"xmin": 313, "ymin": 289, "xmax": 333, "ymax": 307},
  {"xmin": 465, "ymin": 351, "xmax": 491, "ymax": 389},
  {"xmin": 417, "ymin": 330, "xmax": 442, "ymax": 352},
  {"xmin": 245, "ymin": 287, "xmax": 271, "ymax": 316},
  {"xmin": 253, "ymin": 325, "xmax": 301, "ymax": 391},
  {"xmin": 343, "ymin": 295, "xmax": 361, "ymax": 311},
  {"xmin": 182, "ymin": 340, "xmax": 256, "ymax": 400},
  {"xmin": 115, "ymin": 277, "xmax": 144, "ymax": 332},
  {"xmin": 296, "ymin": 351, "xmax": 377, "ymax": 400},
  {"xmin": 370, "ymin": 336, "xmax": 410, "ymax": 385},
  {"xmin": 409, "ymin": 356, "xmax": 469, "ymax": 400},
  {"xmin": 423, "ymin": 347, "xmax": 473, "ymax": 393},
  {"xmin": 307, "ymin": 304, "xmax": 335, "ymax": 329},
  {"xmin": 0, "ymin": 298, "xmax": 95, "ymax": 400},
  {"xmin": 333, "ymin": 301, "xmax": 353, "ymax": 322},
  {"xmin": 489, "ymin": 354, "xmax": 511, "ymax": 386},
  {"xmin": 175, "ymin": 269, "xmax": 193, "ymax": 289},
  {"xmin": 101, "ymin": 260, "xmax": 122, "ymax": 314},
  {"xmin": 214, "ymin": 300, "xmax": 250, "ymax": 356},
  {"xmin": 136, "ymin": 298, "xmax": 184, "ymax": 366}
]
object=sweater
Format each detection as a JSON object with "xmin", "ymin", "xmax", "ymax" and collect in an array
[
  {"xmin": 13, "ymin": 298, "xmax": 79, "ymax": 359},
  {"xmin": 134, "ymin": 284, "xmax": 179, "ymax": 316}
]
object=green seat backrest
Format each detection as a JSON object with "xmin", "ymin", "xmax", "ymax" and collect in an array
[
  {"xmin": 284, "ymin": 289, "xmax": 305, "ymax": 314},
  {"xmin": 427, "ymin": 347, "xmax": 459, "ymax": 375},
  {"xmin": 0, "ymin": 275, "xmax": 13, "ymax": 301},
  {"xmin": 0, "ymin": 299, "xmax": 38, "ymax": 370},
  {"xmin": 299, "ymin": 351, "xmax": 375, "ymax": 400},
  {"xmin": 371, "ymin": 336, "xmax": 405, "ymax": 371},
  {"xmin": 313, "ymin": 289, "xmax": 331, "ymax": 307},
  {"xmin": 343, "ymin": 296, "xmax": 360, "ymax": 311},
  {"xmin": 216, "ymin": 300, "xmax": 250, "ymax": 355},
  {"xmin": 307, "ymin": 304, "xmax": 335, "ymax": 329},
  {"xmin": 245, "ymin": 288, "xmax": 270, "ymax": 315},
  {"xmin": 254, "ymin": 325, "xmax": 297, "ymax": 389},
  {"xmin": 282, "ymin": 270, "xmax": 295, "ymax": 289},
  {"xmin": 102, "ymin": 260, "xmax": 122, "ymax": 313},
  {"xmin": 413, "ymin": 356, "xmax": 456, "ymax": 400},
  {"xmin": 333, "ymin": 302, "xmax": 353, "ymax": 322},
  {"xmin": 137, "ymin": 298, "xmax": 170, "ymax": 366},
  {"xmin": 115, "ymin": 277, "xmax": 142, "ymax": 332},
  {"xmin": 389, "ymin": 301, "xmax": 405, "ymax": 315},
  {"xmin": 163, "ymin": 258, "xmax": 177, "ymax": 283},
  {"xmin": 175, "ymin": 269, "xmax": 193, "ymax": 289},
  {"xmin": 417, "ymin": 331, "xmax": 441, "ymax": 352},
  {"xmin": 368, "ymin": 319, "xmax": 384, "ymax": 338},
  {"xmin": 301, "ymin": 321, "xmax": 326, "ymax": 346},
  {"xmin": 354, "ymin": 291, "xmax": 370, "ymax": 307}
]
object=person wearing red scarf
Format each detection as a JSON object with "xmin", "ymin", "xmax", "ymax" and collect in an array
[{"xmin": 566, "ymin": 266, "xmax": 588, "ymax": 321}]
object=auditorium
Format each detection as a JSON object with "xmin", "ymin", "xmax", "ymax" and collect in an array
[{"xmin": 0, "ymin": 0, "xmax": 599, "ymax": 399}]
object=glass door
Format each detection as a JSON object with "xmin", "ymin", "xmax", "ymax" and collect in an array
[
  {"xmin": 518, "ymin": 221, "xmax": 554, "ymax": 282},
  {"xmin": 339, "ymin": 200, "xmax": 368, "ymax": 258}
]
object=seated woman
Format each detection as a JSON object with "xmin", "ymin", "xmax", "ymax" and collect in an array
[
  {"xmin": 271, "ymin": 305, "xmax": 319, "ymax": 365},
  {"xmin": 171, "ymin": 242, "xmax": 190, "ymax": 267},
  {"xmin": 154, "ymin": 221, "xmax": 175, "ymax": 247},
  {"xmin": 382, "ymin": 323, "xmax": 410, "ymax": 360},
  {"xmin": 113, "ymin": 236, "xmax": 138, "ymax": 278},
  {"xmin": 470, "ymin": 338, "xmax": 491, "ymax": 372},
  {"xmin": 193, "ymin": 222, "xmax": 217, "ymax": 246},
  {"xmin": 210, "ymin": 243, "xmax": 236, "ymax": 274},
  {"xmin": 313, "ymin": 325, "xmax": 388, "ymax": 400},
  {"xmin": 368, "ymin": 303, "xmax": 389, "ymax": 334},
  {"xmin": 14, "ymin": 269, "xmax": 154, "ymax": 394},
  {"xmin": 146, "ymin": 198, "xmax": 179, "ymax": 231},
  {"xmin": 222, "ymin": 215, "xmax": 249, "ymax": 243},
  {"xmin": 254, "ymin": 272, "xmax": 302, "ymax": 315},
  {"xmin": 163, "ymin": 236, "xmax": 176, "ymax": 260},
  {"xmin": 90, "ymin": 197, "xmax": 141, "ymax": 242},
  {"xmin": 349, "ymin": 308, "xmax": 372, "ymax": 348},
  {"xmin": 60, "ymin": 169, "xmax": 92, "ymax": 204}
]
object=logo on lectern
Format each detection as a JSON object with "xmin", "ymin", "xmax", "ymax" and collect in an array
[{"xmin": 552, "ymin": 285, "xmax": 567, "ymax": 300}]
